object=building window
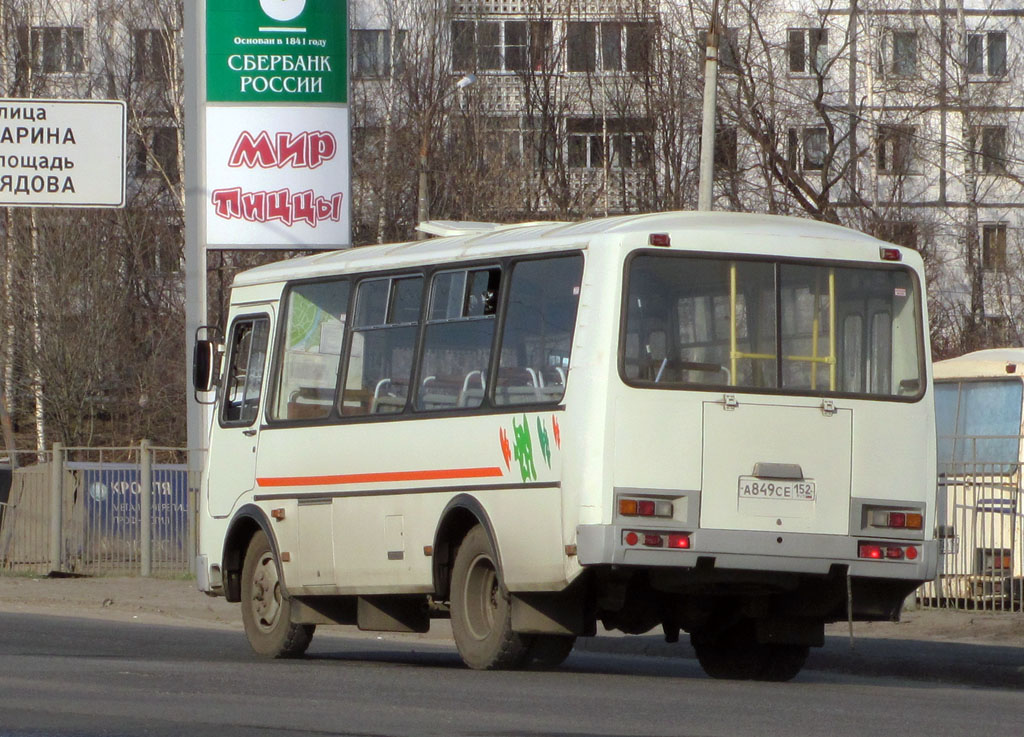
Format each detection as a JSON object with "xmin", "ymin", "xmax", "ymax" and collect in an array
[
  {"xmin": 788, "ymin": 127, "xmax": 827, "ymax": 171},
  {"xmin": 613, "ymin": 129, "xmax": 652, "ymax": 170},
  {"xmin": 133, "ymin": 29, "xmax": 168, "ymax": 81},
  {"xmin": 137, "ymin": 127, "xmax": 180, "ymax": 184},
  {"xmin": 879, "ymin": 221, "xmax": 918, "ymax": 250},
  {"xmin": 567, "ymin": 119, "xmax": 651, "ymax": 169},
  {"xmin": 877, "ymin": 125, "xmax": 916, "ymax": 175},
  {"xmin": 983, "ymin": 223, "xmax": 1007, "ymax": 271},
  {"xmin": 568, "ymin": 120, "xmax": 604, "ymax": 169},
  {"xmin": 567, "ymin": 22, "xmax": 595, "ymax": 72},
  {"xmin": 507, "ymin": 21, "xmax": 552, "ymax": 71},
  {"xmin": 568, "ymin": 21, "xmax": 654, "ymax": 73},
  {"xmin": 452, "ymin": 20, "xmax": 550, "ymax": 73},
  {"xmin": 788, "ymin": 28, "xmax": 827, "ymax": 75},
  {"xmin": 883, "ymin": 30, "xmax": 918, "ymax": 77},
  {"xmin": 978, "ymin": 126, "xmax": 1008, "ymax": 174},
  {"xmin": 353, "ymin": 29, "xmax": 406, "ymax": 79},
  {"xmin": 524, "ymin": 128, "xmax": 558, "ymax": 169},
  {"xmin": 967, "ymin": 31, "xmax": 1006, "ymax": 76},
  {"xmin": 31, "ymin": 26, "xmax": 84, "ymax": 73}
]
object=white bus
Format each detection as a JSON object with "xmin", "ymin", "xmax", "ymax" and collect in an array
[
  {"xmin": 193, "ymin": 211, "xmax": 937, "ymax": 680},
  {"xmin": 930, "ymin": 348, "xmax": 1024, "ymax": 608}
]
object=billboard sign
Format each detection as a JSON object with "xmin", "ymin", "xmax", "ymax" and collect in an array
[
  {"xmin": 206, "ymin": 0, "xmax": 347, "ymax": 104},
  {"xmin": 198, "ymin": 0, "xmax": 350, "ymax": 248},
  {"xmin": 0, "ymin": 98, "xmax": 126, "ymax": 208},
  {"xmin": 205, "ymin": 105, "xmax": 350, "ymax": 246}
]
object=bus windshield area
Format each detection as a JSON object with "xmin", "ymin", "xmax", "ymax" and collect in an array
[
  {"xmin": 623, "ymin": 254, "xmax": 923, "ymax": 398},
  {"xmin": 936, "ymin": 379, "xmax": 1023, "ymax": 467}
]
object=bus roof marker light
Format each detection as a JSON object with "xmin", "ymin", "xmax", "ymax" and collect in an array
[
  {"xmin": 649, "ymin": 233, "xmax": 671, "ymax": 247},
  {"xmin": 879, "ymin": 246, "xmax": 902, "ymax": 261}
]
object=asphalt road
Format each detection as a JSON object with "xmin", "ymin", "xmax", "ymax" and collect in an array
[{"xmin": 0, "ymin": 613, "xmax": 1022, "ymax": 737}]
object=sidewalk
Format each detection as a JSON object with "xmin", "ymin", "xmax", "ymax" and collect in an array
[{"xmin": 1, "ymin": 574, "xmax": 1022, "ymax": 651}]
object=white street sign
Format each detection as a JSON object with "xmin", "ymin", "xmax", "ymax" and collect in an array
[{"xmin": 0, "ymin": 99, "xmax": 126, "ymax": 208}]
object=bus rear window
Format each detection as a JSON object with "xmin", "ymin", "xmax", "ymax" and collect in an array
[{"xmin": 622, "ymin": 254, "xmax": 923, "ymax": 399}]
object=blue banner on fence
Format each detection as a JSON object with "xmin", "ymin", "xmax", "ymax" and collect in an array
[{"xmin": 77, "ymin": 463, "xmax": 189, "ymax": 545}]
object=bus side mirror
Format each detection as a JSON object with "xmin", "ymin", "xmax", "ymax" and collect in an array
[
  {"xmin": 193, "ymin": 339, "xmax": 217, "ymax": 393},
  {"xmin": 193, "ymin": 326, "xmax": 223, "ymax": 403}
]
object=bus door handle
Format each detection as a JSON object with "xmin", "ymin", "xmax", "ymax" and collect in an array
[{"xmin": 242, "ymin": 428, "xmax": 258, "ymax": 437}]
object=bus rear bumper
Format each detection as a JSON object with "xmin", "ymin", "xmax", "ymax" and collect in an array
[{"xmin": 576, "ymin": 524, "xmax": 938, "ymax": 582}]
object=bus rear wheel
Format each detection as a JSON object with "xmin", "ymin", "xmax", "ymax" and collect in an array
[
  {"xmin": 450, "ymin": 525, "xmax": 531, "ymax": 670},
  {"xmin": 527, "ymin": 635, "xmax": 576, "ymax": 669},
  {"xmin": 691, "ymin": 625, "xmax": 808, "ymax": 682},
  {"xmin": 241, "ymin": 530, "xmax": 314, "ymax": 658}
]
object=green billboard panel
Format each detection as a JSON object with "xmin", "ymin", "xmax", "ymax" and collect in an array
[{"xmin": 207, "ymin": 0, "xmax": 347, "ymax": 103}]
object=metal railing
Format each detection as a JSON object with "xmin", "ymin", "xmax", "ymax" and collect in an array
[
  {"xmin": 0, "ymin": 443, "xmax": 199, "ymax": 577},
  {"xmin": 4, "ymin": 435, "xmax": 1024, "ymax": 615},
  {"xmin": 919, "ymin": 435, "xmax": 1024, "ymax": 612}
]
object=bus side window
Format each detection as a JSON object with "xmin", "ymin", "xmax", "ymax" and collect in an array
[
  {"xmin": 416, "ymin": 267, "xmax": 500, "ymax": 411},
  {"xmin": 341, "ymin": 275, "xmax": 423, "ymax": 416},
  {"xmin": 495, "ymin": 254, "xmax": 583, "ymax": 406},
  {"xmin": 272, "ymin": 279, "xmax": 350, "ymax": 421},
  {"xmin": 221, "ymin": 316, "xmax": 270, "ymax": 426}
]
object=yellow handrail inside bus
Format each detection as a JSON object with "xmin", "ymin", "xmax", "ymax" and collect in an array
[{"xmin": 729, "ymin": 263, "xmax": 837, "ymax": 390}]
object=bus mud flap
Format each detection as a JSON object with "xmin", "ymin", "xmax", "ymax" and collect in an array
[
  {"xmin": 357, "ymin": 595, "xmax": 430, "ymax": 633},
  {"xmin": 511, "ymin": 590, "xmax": 585, "ymax": 635}
]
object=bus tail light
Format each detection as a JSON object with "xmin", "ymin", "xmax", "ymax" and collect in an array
[
  {"xmin": 980, "ymin": 550, "xmax": 1012, "ymax": 572},
  {"xmin": 623, "ymin": 530, "xmax": 692, "ymax": 550},
  {"xmin": 619, "ymin": 497, "xmax": 673, "ymax": 518},
  {"xmin": 668, "ymin": 533, "xmax": 691, "ymax": 549},
  {"xmin": 859, "ymin": 541, "xmax": 919, "ymax": 561},
  {"xmin": 867, "ymin": 508, "xmax": 923, "ymax": 530}
]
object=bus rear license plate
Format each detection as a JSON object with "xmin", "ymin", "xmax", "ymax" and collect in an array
[{"xmin": 738, "ymin": 477, "xmax": 816, "ymax": 501}]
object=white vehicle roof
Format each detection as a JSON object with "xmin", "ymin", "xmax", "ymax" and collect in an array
[
  {"xmin": 232, "ymin": 210, "xmax": 898, "ymax": 288},
  {"xmin": 934, "ymin": 348, "xmax": 1024, "ymax": 380}
]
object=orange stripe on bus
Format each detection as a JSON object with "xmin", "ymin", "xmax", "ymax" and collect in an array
[{"xmin": 256, "ymin": 466, "xmax": 505, "ymax": 488}]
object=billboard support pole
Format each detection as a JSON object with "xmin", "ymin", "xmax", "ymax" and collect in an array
[
  {"xmin": 184, "ymin": 1, "xmax": 208, "ymax": 492},
  {"xmin": 141, "ymin": 439, "xmax": 152, "ymax": 577}
]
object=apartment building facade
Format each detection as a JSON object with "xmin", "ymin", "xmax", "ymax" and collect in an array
[{"xmin": 350, "ymin": 0, "xmax": 1024, "ymax": 351}]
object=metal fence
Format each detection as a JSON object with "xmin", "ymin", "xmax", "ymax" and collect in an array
[
  {"xmin": 3, "ymin": 438, "xmax": 1024, "ymax": 614},
  {"xmin": 919, "ymin": 439, "xmax": 1024, "ymax": 612},
  {"xmin": 0, "ymin": 444, "xmax": 199, "ymax": 577}
]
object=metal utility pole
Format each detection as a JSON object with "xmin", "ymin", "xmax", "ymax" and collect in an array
[
  {"xmin": 416, "ymin": 74, "xmax": 475, "ymax": 238},
  {"xmin": 698, "ymin": 0, "xmax": 722, "ymax": 211}
]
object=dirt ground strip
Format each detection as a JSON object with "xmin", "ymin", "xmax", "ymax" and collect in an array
[{"xmin": 1, "ymin": 575, "xmax": 1023, "ymax": 648}]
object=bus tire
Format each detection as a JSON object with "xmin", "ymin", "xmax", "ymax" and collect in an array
[
  {"xmin": 692, "ymin": 627, "xmax": 808, "ymax": 682},
  {"xmin": 757, "ymin": 644, "xmax": 809, "ymax": 682},
  {"xmin": 450, "ymin": 525, "xmax": 531, "ymax": 670},
  {"xmin": 692, "ymin": 640, "xmax": 763, "ymax": 680},
  {"xmin": 241, "ymin": 530, "xmax": 314, "ymax": 658},
  {"xmin": 527, "ymin": 635, "xmax": 576, "ymax": 669}
]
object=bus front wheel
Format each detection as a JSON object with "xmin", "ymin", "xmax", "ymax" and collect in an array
[
  {"xmin": 450, "ymin": 525, "xmax": 531, "ymax": 670},
  {"xmin": 240, "ymin": 530, "xmax": 314, "ymax": 658}
]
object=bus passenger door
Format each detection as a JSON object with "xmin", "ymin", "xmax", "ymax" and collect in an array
[{"xmin": 207, "ymin": 312, "xmax": 273, "ymax": 518}]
